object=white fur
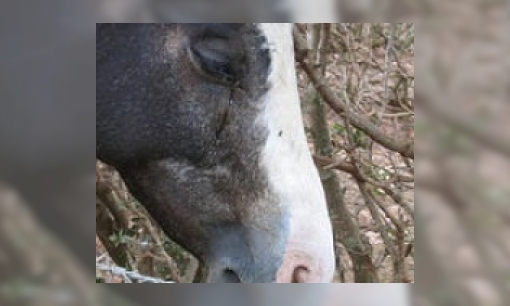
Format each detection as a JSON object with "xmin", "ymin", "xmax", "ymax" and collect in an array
[{"xmin": 257, "ymin": 23, "xmax": 335, "ymax": 282}]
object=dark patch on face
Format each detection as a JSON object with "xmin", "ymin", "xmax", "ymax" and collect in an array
[{"xmin": 96, "ymin": 24, "xmax": 288, "ymax": 282}]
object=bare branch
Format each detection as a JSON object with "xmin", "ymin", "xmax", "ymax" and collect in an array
[
  {"xmin": 297, "ymin": 58, "xmax": 414, "ymax": 159},
  {"xmin": 96, "ymin": 263, "xmax": 175, "ymax": 283}
]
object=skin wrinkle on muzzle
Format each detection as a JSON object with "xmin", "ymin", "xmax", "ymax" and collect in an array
[{"xmin": 96, "ymin": 23, "xmax": 335, "ymax": 283}]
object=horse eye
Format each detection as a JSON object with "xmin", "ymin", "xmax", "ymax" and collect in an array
[{"xmin": 188, "ymin": 38, "xmax": 239, "ymax": 86}]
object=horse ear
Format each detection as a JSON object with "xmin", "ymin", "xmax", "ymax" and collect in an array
[{"xmin": 188, "ymin": 36, "xmax": 243, "ymax": 87}]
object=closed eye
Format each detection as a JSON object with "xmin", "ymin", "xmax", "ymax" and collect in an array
[{"xmin": 188, "ymin": 37, "xmax": 242, "ymax": 88}]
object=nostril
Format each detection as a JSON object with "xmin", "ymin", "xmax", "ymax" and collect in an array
[
  {"xmin": 292, "ymin": 266, "xmax": 310, "ymax": 283},
  {"xmin": 277, "ymin": 250, "xmax": 330, "ymax": 283},
  {"xmin": 222, "ymin": 268, "xmax": 242, "ymax": 283}
]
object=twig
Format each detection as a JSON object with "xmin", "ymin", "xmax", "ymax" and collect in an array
[
  {"xmin": 378, "ymin": 24, "xmax": 396, "ymax": 123},
  {"xmin": 96, "ymin": 264, "xmax": 175, "ymax": 283}
]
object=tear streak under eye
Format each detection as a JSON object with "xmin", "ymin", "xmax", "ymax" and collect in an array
[{"xmin": 216, "ymin": 92, "xmax": 233, "ymax": 139}]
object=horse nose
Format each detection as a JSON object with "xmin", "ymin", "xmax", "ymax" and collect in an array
[
  {"xmin": 204, "ymin": 239, "xmax": 284, "ymax": 283},
  {"xmin": 204, "ymin": 220, "xmax": 288, "ymax": 283},
  {"xmin": 206, "ymin": 251, "xmax": 322, "ymax": 284},
  {"xmin": 221, "ymin": 266, "xmax": 312, "ymax": 283},
  {"xmin": 206, "ymin": 256, "xmax": 282, "ymax": 283},
  {"xmin": 207, "ymin": 260, "xmax": 317, "ymax": 283}
]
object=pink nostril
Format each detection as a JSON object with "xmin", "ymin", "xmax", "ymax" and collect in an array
[
  {"xmin": 276, "ymin": 241, "xmax": 336, "ymax": 283},
  {"xmin": 292, "ymin": 266, "xmax": 310, "ymax": 283},
  {"xmin": 277, "ymin": 257, "xmax": 319, "ymax": 283},
  {"xmin": 276, "ymin": 249, "xmax": 333, "ymax": 283}
]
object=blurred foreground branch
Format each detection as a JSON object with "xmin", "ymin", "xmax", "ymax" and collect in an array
[
  {"xmin": 0, "ymin": 183, "xmax": 140, "ymax": 306},
  {"xmin": 416, "ymin": 90, "xmax": 510, "ymax": 158}
]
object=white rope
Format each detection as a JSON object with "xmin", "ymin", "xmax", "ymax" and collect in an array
[{"xmin": 96, "ymin": 263, "xmax": 175, "ymax": 283}]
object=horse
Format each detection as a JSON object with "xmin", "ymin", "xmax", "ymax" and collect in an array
[{"xmin": 96, "ymin": 23, "xmax": 335, "ymax": 283}]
